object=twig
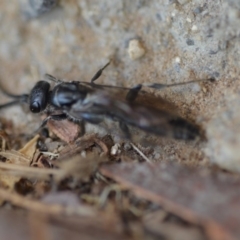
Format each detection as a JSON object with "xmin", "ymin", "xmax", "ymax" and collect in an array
[
  {"xmin": 93, "ymin": 138, "xmax": 109, "ymax": 155},
  {"xmin": 0, "ymin": 162, "xmax": 63, "ymax": 179},
  {"xmin": 130, "ymin": 143, "xmax": 152, "ymax": 164}
]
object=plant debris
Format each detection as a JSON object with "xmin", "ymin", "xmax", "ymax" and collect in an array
[
  {"xmin": 0, "ymin": 120, "xmax": 238, "ymax": 240},
  {"xmin": 100, "ymin": 162, "xmax": 240, "ymax": 240}
]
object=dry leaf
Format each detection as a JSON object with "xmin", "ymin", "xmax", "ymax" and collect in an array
[
  {"xmin": 0, "ymin": 134, "xmax": 39, "ymax": 165},
  {"xmin": 47, "ymin": 119, "xmax": 80, "ymax": 143},
  {"xmin": 19, "ymin": 134, "xmax": 39, "ymax": 159}
]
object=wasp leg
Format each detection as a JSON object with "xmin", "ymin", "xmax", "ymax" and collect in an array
[
  {"xmin": 81, "ymin": 112, "xmax": 104, "ymax": 124},
  {"xmin": 125, "ymin": 84, "xmax": 142, "ymax": 102},
  {"xmin": 90, "ymin": 61, "xmax": 111, "ymax": 83},
  {"xmin": 78, "ymin": 120, "xmax": 86, "ymax": 136},
  {"xmin": 119, "ymin": 121, "xmax": 131, "ymax": 139}
]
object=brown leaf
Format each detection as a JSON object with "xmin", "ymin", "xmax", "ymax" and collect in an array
[{"xmin": 47, "ymin": 119, "xmax": 80, "ymax": 143}]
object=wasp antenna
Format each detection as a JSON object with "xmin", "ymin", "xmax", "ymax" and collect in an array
[
  {"xmin": 0, "ymin": 100, "xmax": 21, "ymax": 109},
  {"xmin": 144, "ymin": 78, "xmax": 215, "ymax": 90},
  {"xmin": 0, "ymin": 82, "xmax": 29, "ymax": 100},
  {"xmin": 44, "ymin": 73, "xmax": 59, "ymax": 83},
  {"xmin": 0, "ymin": 93, "xmax": 29, "ymax": 109},
  {"xmin": 90, "ymin": 60, "xmax": 111, "ymax": 83}
]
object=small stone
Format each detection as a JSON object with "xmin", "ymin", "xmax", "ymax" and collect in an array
[
  {"xmin": 175, "ymin": 57, "xmax": 181, "ymax": 63},
  {"xmin": 128, "ymin": 39, "xmax": 146, "ymax": 60},
  {"xmin": 191, "ymin": 25, "xmax": 198, "ymax": 32},
  {"xmin": 111, "ymin": 143, "xmax": 121, "ymax": 155}
]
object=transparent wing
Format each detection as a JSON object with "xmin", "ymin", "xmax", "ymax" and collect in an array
[{"xmin": 67, "ymin": 91, "xmax": 200, "ymax": 140}]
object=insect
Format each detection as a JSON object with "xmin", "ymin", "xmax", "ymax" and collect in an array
[{"xmin": 0, "ymin": 62, "xmax": 211, "ymax": 141}]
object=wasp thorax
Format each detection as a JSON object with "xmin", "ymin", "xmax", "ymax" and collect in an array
[{"xmin": 51, "ymin": 82, "xmax": 87, "ymax": 108}]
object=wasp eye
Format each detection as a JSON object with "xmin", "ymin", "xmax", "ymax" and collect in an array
[{"xmin": 30, "ymin": 101, "xmax": 41, "ymax": 113}]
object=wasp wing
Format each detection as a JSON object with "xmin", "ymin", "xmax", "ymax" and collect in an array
[{"xmin": 67, "ymin": 90, "xmax": 200, "ymax": 140}]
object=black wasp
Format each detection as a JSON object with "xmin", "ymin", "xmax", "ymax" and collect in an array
[{"xmin": 0, "ymin": 62, "xmax": 210, "ymax": 140}]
